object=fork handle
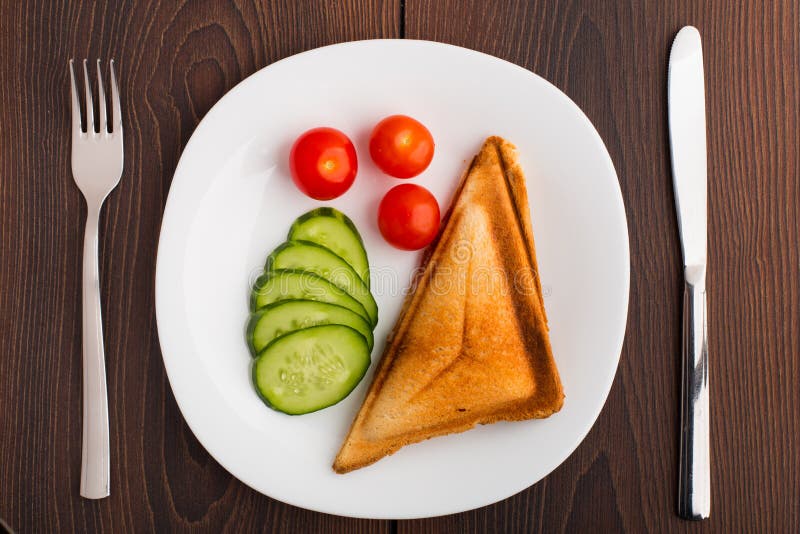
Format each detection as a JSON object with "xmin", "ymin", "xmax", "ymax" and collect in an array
[
  {"xmin": 80, "ymin": 202, "xmax": 110, "ymax": 499},
  {"xmin": 678, "ymin": 277, "xmax": 709, "ymax": 519}
]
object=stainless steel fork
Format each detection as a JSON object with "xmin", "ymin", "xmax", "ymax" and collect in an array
[{"xmin": 69, "ymin": 59, "xmax": 123, "ymax": 499}]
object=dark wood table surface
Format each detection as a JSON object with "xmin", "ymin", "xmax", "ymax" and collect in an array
[{"xmin": 1, "ymin": 1, "xmax": 798, "ymax": 532}]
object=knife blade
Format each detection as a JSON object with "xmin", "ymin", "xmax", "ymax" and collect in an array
[{"xmin": 668, "ymin": 25, "xmax": 710, "ymax": 520}]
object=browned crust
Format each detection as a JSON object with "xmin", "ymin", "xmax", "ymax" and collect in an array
[
  {"xmin": 491, "ymin": 136, "xmax": 548, "ymax": 321},
  {"xmin": 334, "ymin": 399, "xmax": 559, "ymax": 474},
  {"xmin": 333, "ymin": 137, "xmax": 564, "ymax": 474}
]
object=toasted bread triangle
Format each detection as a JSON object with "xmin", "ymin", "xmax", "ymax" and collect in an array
[{"xmin": 333, "ymin": 137, "xmax": 564, "ymax": 473}]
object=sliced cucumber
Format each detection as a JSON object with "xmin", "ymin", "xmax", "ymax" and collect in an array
[
  {"xmin": 250, "ymin": 269, "xmax": 370, "ymax": 324},
  {"xmin": 252, "ymin": 325, "xmax": 370, "ymax": 415},
  {"xmin": 288, "ymin": 208, "xmax": 370, "ymax": 288},
  {"xmin": 246, "ymin": 299, "xmax": 374, "ymax": 356},
  {"xmin": 266, "ymin": 241, "xmax": 378, "ymax": 327}
]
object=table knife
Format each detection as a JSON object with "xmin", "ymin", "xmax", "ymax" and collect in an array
[{"xmin": 668, "ymin": 26, "xmax": 710, "ymax": 520}]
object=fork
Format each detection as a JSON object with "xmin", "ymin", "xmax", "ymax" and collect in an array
[{"xmin": 69, "ymin": 58, "xmax": 123, "ymax": 499}]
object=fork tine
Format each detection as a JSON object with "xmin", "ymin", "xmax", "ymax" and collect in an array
[
  {"xmin": 96, "ymin": 59, "xmax": 107, "ymax": 133},
  {"xmin": 69, "ymin": 59, "xmax": 83, "ymax": 133},
  {"xmin": 82, "ymin": 59, "xmax": 94, "ymax": 134},
  {"xmin": 109, "ymin": 60, "xmax": 122, "ymax": 131}
]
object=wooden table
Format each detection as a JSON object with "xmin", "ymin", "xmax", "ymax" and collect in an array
[{"xmin": 1, "ymin": 1, "xmax": 797, "ymax": 532}]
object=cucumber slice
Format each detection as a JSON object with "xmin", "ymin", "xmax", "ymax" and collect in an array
[
  {"xmin": 246, "ymin": 300, "xmax": 374, "ymax": 356},
  {"xmin": 252, "ymin": 325, "xmax": 370, "ymax": 415},
  {"xmin": 250, "ymin": 269, "xmax": 370, "ymax": 324},
  {"xmin": 288, "ymin": 208, "xmax": 370, "ymax": 288},
  {"xmin": 266, "ymin": 241, "xmax": 378, "ymax": 327}
]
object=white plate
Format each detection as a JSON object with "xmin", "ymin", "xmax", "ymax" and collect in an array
[{"xmin": 155, "ymin": 40, "xmax": 629, "ymax": 519}]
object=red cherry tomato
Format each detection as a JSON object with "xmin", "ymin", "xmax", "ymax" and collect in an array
[
  {"xmin": 378, "ymin": 184, "xmax": 440, "ymax": 250},
  {"xmin": 290, "ymin": 127, "xmax": 357, "ymax": 200},
  {"xmin": 369, "ymin": 115, "xmax": 434, "ymax": 178}
]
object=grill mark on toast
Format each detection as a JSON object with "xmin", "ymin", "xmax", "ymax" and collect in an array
[
  {"xmin": 482, "ymin": 139, "xmax": 561, "ymax": 408},
  {"xmin": 406, "ymin": 243, "xmax": 473, "ymax": 402},
  {"xmin": 491, "ymin": 137, "xmax": 547, "ymax": 314}
]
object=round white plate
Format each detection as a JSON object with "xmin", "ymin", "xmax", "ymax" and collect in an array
[{"xmin": 155, "ymin": 40, "xmax": 629, "ymax": 519}]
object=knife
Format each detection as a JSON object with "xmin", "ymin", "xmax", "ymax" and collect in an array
[{"xmin": 668, "ymin": 26, "xmax": 710, "ymax": 520}]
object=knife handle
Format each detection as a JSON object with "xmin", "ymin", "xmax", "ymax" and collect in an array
[{"xmin": 678, "ymin": 277, "xmax": 710, "ymax": 519}]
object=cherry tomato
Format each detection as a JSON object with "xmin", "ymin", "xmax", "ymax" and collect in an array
[
  {"xmin": 378, "ymin": 184, "xmax": 440, "ymax": 250},
  {"xmin": 369, "ymin": 115, "xmax": 434, "ymax": 178},
  {"xmin": 290, "ymin": 127, "xmax": 357, "ymax": 200}
]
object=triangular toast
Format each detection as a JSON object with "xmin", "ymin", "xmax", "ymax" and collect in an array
[{"xmin": 333, "ymin": 136, "xmax": 564, "ymax": 473}]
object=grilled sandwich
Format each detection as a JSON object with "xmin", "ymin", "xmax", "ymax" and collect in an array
[{"xmin": 333, "ymin": 136, "xmax": 564, "ymax": 473}]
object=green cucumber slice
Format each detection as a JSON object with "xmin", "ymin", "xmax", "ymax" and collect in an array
[
  {"xmin": 250, "ymin": 269, "xmax": 370, "ymax": 324},
  {"xmin": 288, "ymin": 208, "xmax": 370, "ymax": 288},
  {"xmin": 246, "ymin": 299, "xmax": 374, "ymax": 356},
  {"xmin": 266, "ymin": 241, "xmax": 378, "ymax": 327},
  {"xmin": 252, "ymin": 325, "xmax": 370, "ymax": 415}
]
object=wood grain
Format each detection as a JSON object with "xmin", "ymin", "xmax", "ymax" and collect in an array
[{"xmin": 1, "ymin": 0, "xmax": 798, "ymax": 532}]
